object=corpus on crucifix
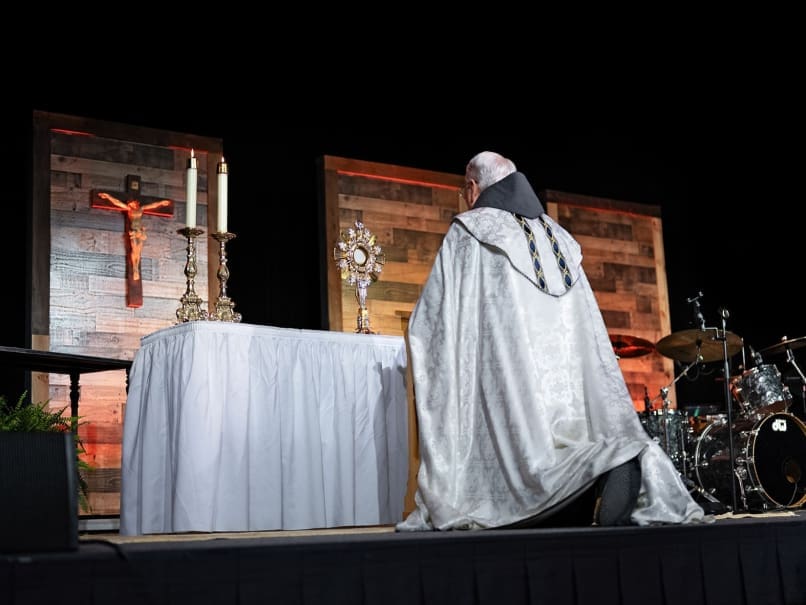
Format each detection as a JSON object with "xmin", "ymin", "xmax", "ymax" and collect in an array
[{"xmin": 92, "ymin": 175, "xmax": 175, "ymax": 307}]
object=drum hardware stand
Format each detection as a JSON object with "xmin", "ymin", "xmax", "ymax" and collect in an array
[
  {"xmin": 681, "ymin": 474, "xmax": 723, "ymax": 507},
  {"xmin": 660, "ymin": 387, "xmax": 674, "ymax": 471},
  {"xmin": 713, "ymin": 306, "xmax": 739, "ymax": 513},
  {"xmin": 649, "ymin": 356, "xmax": 702, "ymax": 475},
  {"xmin": 651, "ymin": 363, "xmax": 727, "ymax": 508},
  {"xmin": 685, "ymin": 294, "xmax": 739, "ymax": 511},
  {"xmin": 650, "ymin": 355, "xmax": 703, "ymax": 408},
  {"xmin": 784, "ymin": 346, "xmax": 806, "ymax": 415}
]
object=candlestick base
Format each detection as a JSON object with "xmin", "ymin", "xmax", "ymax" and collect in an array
[
  {"xmin": 176, "ymin": 227, "xmax": 208, "ymax": 323},
  {"xmin": 208, "ymin": 231, "xmax": 242, "ymax": 323}
]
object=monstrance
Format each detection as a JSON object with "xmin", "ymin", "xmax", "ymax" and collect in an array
[{"xmin": 333, "ymin": 221, "xmax": 386, "ymax": 333}]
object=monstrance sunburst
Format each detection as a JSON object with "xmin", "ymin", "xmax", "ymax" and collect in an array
[{"xmin": 333, "ymin": 221, "xmax": 386, "ymax": 333}]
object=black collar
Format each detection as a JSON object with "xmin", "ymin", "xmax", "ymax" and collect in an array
[{"xmin": 471, "ymin": 172, "xmax": 545, "ymax": 219}]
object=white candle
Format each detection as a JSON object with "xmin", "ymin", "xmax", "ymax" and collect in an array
[
  {"xmin": 217, "ymin": 157, "xmax": 228, "ymax": 233},
  {"xmin": 186, "ymin": 149, "xmax": 198, "ymax": 228}
]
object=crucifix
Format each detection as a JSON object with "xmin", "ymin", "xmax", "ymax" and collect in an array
[{"xmin": 91, "ymin": 175, "xmax": 174, "ymax": 308}]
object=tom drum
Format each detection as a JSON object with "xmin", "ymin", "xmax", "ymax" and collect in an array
[
  {"xmin": 730, "ymin": 364, "xmax": 792, "ymax": 417},
  {"xmin": 639, "ymin": 409, "xmax": 691, "ymax": 474}
]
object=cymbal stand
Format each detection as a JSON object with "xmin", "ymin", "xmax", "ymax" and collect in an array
[
  {"xmin": 713, "ymin": 309, "xmax": 739, "ymax": 512},
  {"xmin": 650, "ymin": 354, "xmax": 703, "ymax": 408},
  {"xmin": 784, "ymin": 346, "xmax": 806, "ymax": 416}
]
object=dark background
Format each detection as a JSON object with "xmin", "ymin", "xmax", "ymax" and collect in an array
[{"xmin": 4, "ymin": 98, "xmax": 803, "ymax": 413}]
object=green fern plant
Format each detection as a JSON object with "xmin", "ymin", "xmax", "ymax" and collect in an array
[{"xmin": 0, "ymin": 392, "xmax": 93, "ymax": 513}]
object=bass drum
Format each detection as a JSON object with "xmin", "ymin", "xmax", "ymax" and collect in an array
[{"xmin": 691, "ymin": 412, "xmax": 806, "ymax": 511}]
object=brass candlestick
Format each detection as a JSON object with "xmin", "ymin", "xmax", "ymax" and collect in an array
[
  {"xmin": 208, "ymin": 231, "xmax": 242, "ymax": 323},
  {"xmin": 176, "ymin": 227, "xmax": 207, "ymax": 323}
]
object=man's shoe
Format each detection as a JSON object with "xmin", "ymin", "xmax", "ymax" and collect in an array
[{"xmin": 593, "ymin": 457, "xmax": 641, "ymax": 526}]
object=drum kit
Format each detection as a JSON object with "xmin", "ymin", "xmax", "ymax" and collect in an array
[{"xmin": 612, "ymin": 323, "xmax": 806, "ymax": 514}]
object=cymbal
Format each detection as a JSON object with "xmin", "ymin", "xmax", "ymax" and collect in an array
[
  {"xmin": 610, "ymin": 334, "xmax": 655, "ymax": 358},
  {"xmin": 759, "ymin": 335, "xmax": 806, "ymax": 356},
  {"xmin": 655, "ymin": 329, "xmax": 743, "ymax": 363}
]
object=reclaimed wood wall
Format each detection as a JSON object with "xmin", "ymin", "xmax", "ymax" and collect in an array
[{"xmin": 31, "ymin": 112, "xmax": 223, "ymax": 516}]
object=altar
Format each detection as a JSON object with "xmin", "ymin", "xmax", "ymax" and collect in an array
[{"xmin": 120, "ymin": 322, "xmax": 409, "ymax": 536}]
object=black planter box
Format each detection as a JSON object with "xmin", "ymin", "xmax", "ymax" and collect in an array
[{"xmin": 0, "ymin": 431, "xmax": 78, "ymax": 553}]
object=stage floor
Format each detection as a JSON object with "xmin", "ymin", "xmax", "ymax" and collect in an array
[
  {"xmin": 5, "ymin": 508, "xmax": 805, "ymax": 605},
  {"xmin": 84, "ymin": 508, "xmax": 804, "ymax": 545}
]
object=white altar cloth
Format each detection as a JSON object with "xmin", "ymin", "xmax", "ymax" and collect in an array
[{"xmin": 120, "ymin": 322, "xmax": 408, "ymax": 535}]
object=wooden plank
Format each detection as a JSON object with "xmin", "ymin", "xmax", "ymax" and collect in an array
[
  {"xmin": 376, "ymin": 260, "xmax": 433, "ymax": 284},
  {"xmin": 322, "ymin": 161, "xmax": 344, "ymax": 331},
  {"xmin": 366, "ymin": 299, "xmax": 417, "ymax": 319},
  {"xmin": 84, "ymin": 467, "xmax": 121, "ymax": 493},
  {"xmin": 339, "ymin": 195, "xmax": 447, "ymax": 220},
  {"xmin": 52, "ymin": 219, "xmax": 188, "ymax": 258},
  {"xmin": 50, "ymin": 249, "xmax": 141, "ymax": 282},
  {"xmin": 88, "ymin": 274, "xmax": 187, "ymax": 298},
  {"xmin": 51, "ymin": 182, "xmax": 203, "ymax": 214},
  {"xmin": 51, "ymin": 132, "xmax": 177, "ymax": 170},
  {"xmin": 36, "ymin": 111, "xmax": 223, "ymax": 155},
  {"xmin": 51, "ymin": 155, "xmax": 192, "ymax": 189},
  {"xmin": 364, "ymin": 281, "xmax": 421, "ymax": 303},
  {"xmin": 618, "ymin": 311, "xmax": 665, "ymax": 332},
  {"xmin": 596, "ymin": 291, "xmax": 659, "ymax": 313},
  {"xmin": 48, "ymin": 330, "xmax": 144, "ymax": 354},
  {"xmin": 603, "ymin": 262, "xmax": 658, "ymax": 285},
  {"xmin": 344, "ymin": 314, "xmax": 407, "ymax": 338},
  {"xmin": 359, "ymin": 210, "xmax": 453, "ymax": 237},
  {"xmin": 593, "ymin": 281, "xmax": 662, "ymax": 299},
  {"xmin": 324, "ymin": 156, "xmax": 463, "ymax": 189},
  {"xmin": 48, "ymin": 372, "xmax": 128, "ymax": 390},
  {"xmin": 93, "ymin": 314, "xmax": 174, "ymax": 338},
  {"xmin": 338, "ymin": 175, "xmax": 438, "ymax": 205},
  {"xmin": 48, "ymin": 381, "xmax": 127, "ymax": 404},
  {"xmin": 582, "ymin": 244, "xmax": 657, "ymax": 266},
  {"xmin": 546, "ymin": 189, "xmax": 661, "ymax": 217},
  {"xmin": 588, "ymin": 275, "xmax": 617, "ymax": 292},
  {"xmin": 78, "ymin": 421, "xmax": 122, "ymax": 444},
  {"xmin": 393, "ymin": 229, "xmax": 446, "ymax": 262},
  {"xmin": 81, "ymin": 442, "xmax": 122, "ymax": 467},
  {"xmin": 32, "ymin": 117, "xmax": 51, "ymax": 336},
  {"xmin": 83, "ymin": 492, "xmax": 121, "ymax": 516},
  {"xmin": 51, "ymin": 175, "xmax": 193, "ymax": 203}
]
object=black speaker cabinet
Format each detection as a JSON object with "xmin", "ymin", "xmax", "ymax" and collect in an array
[{"xmin": 0, "ymin": 432, "xmax": 78, "ymax": 552}]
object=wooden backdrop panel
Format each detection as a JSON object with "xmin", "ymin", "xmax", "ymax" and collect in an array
[
  {"xmin": 30, "ymin": 112, "xmax": 223, "ymax": 516},
  {"xmin": 544, "ymin": 191, "xmax": 676, "ymax": 411},
  {"xmin": 319, "ymin": 156, "xmax": 465, "ymax": 337}
]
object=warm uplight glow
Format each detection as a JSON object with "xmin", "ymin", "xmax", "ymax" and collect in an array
[
  {"xmin": 50, "ymin": 128, "xmax": 93, "ymax": 137},
  {"xmin": 337, "ymin": 170, "xmax": 461, "ymax": 191}
]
